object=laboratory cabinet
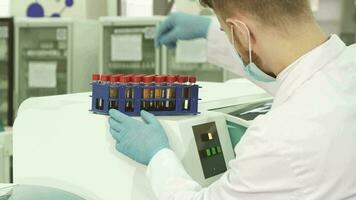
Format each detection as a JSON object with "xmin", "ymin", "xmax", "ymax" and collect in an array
[
  {"xmin": 100, "ymin": 16, "xmax": 163, "ymax": 75},
  {"xmin": 0, "ymin": 18, "xmax": 14, "ymax": 126},
  {"xmin": 339, "ymin": 0, "xmax": 356, "ymax": 45},
  {"xmin": 0, "ymin": 128, "xmax": 13, "ymax": 183},
  {"xmin": 14, "ymin": 18, "xmax": 100, "ymax": 114}
]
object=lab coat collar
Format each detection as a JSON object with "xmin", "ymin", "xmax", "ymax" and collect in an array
[{"xmin": 274, "ymin": 34, "xmax": 346, "ymax": 106}]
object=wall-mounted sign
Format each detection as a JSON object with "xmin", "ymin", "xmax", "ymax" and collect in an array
[{"xmin": 27, "ymin": 0, "xmax": 74, "ymax": 18}]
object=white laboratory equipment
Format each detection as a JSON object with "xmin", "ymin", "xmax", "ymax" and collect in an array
[
  {"xmin": 13, "ymin": 79, "xmax": 272, "ymax": 200},
  {"xmin": 159, "ymin": 112, "xmax": 235, "ymax": 186},
  {"xmin": 100, "ymin": 16, "xmax": 164, "ymax": 75},
  {"xmin": 14, "ymin": 18, "xmax": 100, "ymax": 115},
  {"xmin": 162, "ymin": 38, "xmax": 240, "ymax": 82},
  {"xmin": 0, "ymin": 184, "xmax": 85, "ymax": 200},
  {"xmin": 210, "ymin": 99, "xmax": 273, "ymax": 148},
  {"xmin": 0, "ymin": 128, "xmax": 12, "ymax": 183}
]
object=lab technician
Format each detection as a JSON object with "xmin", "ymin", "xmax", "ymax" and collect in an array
[{"xmin": 109, "ymin": 0, "xmax": 356, "ymax": 199}]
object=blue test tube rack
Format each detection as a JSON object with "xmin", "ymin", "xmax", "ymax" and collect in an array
[{"xmin": 90, "ymin": 82, "xmax": 201, "ymax": 116}]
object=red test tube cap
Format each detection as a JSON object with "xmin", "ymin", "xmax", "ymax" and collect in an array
[
  {"xmin": 110, "ymin": 75, "xmax": 121, "ymax": 83},
  {"xmin": 143, "ymin": 75, "xmax": 154, "ymax": 83},
  {"xmin": 120, "ymin": 75, "xmax": 132, "ymax": 83},
  {"xmin": 132, "ymin": 75, "xmax": 144, "ymax": 83},
  {"xmin": 166, "ymin": 75, "xmax": 177, "ymax": 83},
  {"xmin": 188, "ymin": 76, "xmax": 197, "ymax": 83},
  {"xmin": 178, "ymin": 75, "xmax": 188, "ymax": 83},
  {"xmin": 100, "ymin": 74, "xmax": 111, "ymax": 82},
  {"xmin": 155, "ymin": 75, "xmax": 166, "ymax": 83},
  {"xmin": 92, "ymin": 74, "xmax": 100, "ymax": 81}
]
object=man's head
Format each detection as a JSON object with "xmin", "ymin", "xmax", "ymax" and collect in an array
[{"xmin": 199, "ymin": 0, "xmax": 322, "ymax": 77}]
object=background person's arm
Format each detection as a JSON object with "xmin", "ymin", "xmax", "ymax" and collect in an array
[{"xmin": 156, "ymin": 12, "xmax": 278, "ymax": 95}]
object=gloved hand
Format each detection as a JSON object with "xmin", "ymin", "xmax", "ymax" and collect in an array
[
  {"xmin": 109, "ymin": 109, "xmax": 170, "ymax": 165},
  {"xmin": 155, "ymin": 12, "xmax": 212, "ymax": 48}
]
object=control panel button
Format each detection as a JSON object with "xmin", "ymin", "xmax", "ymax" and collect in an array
[
  {"xmin": 208, "ymin": 133, "xmax": 213, "ymax": 140},
  {"xmin": 211, "ymin": 147, "xmax": 217, "ymax": 155},
  {"xmin": 201, "ymin": 132, "xmax": 214, "ymax": 141},
  {"xmin": 217, "ymin": 146, "xmax": 222, "ymax": 153},
  {"xmin": 206, "ymin": 149, "xmax": 211, "ymax": 157},
  {"xmin": 200, "ymin": 149, "xmax": 212, "ymax": 158}
]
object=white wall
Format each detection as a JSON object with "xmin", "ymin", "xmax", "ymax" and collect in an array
[
  {"xmin": 0, "ymin": 0, "xmax": 10, "ymax": 17},
  {"xmin": 175, "ymin": 0, "xmax": 202, "ymax": 15},
  {"xmin": 123, "ymin": 0, "xmax": 153, "ymax": 16},
  {"xmin": 107, "ymin": 0, "xmax": 118, "ymax": 16},
  {"xmin": 314, "ymin": 0, "xmax": 343, "ymax": 34},
  {"xmin": 107, "ymin": 0, "xmax": 201, "ymax": 16},
  {"xmin": 87, "ymin": 0, "xmax": 108, "ymax": 19}
]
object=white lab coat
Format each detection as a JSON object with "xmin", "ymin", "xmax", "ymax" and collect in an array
[{"xmin": 146, "ymin": 22, "xmax": 356, "ymax": 200}]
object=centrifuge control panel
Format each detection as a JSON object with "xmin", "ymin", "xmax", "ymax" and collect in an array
[{"xmin": 193, "ymin": 122, "xmax": 227, "ymax": 179}]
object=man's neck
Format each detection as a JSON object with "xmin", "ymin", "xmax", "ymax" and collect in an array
[{"xmin": 261, "ymin": 22, "xmax": 328, "ymax": 77}]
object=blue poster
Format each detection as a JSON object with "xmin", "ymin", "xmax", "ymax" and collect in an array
[{"xmin": 27, "ymin": 0, "xmax": 74, "ymax": 18}]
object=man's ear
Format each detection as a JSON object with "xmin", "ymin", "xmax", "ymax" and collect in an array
[{"xmin": 226, "ymin": 18, "xmax": 250, "ymax": 49}]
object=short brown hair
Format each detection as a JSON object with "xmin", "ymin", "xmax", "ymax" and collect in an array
[{"xmin": 200, "ymin": 0, "xmax": 313, "ymax": 27}]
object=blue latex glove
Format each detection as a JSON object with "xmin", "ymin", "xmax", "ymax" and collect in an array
[
  {"xmin": 155, "ymin": 12, "xmax": 212, "ymax": 48},
  {"xmin": 109, "ymin": 109, "xmax": 170, "ymax": 165}
]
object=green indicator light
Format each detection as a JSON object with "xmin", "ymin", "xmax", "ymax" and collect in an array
[
  {"xmin": 211, "ymin": 147, "xmax": 217, "ymax": 155},
  {"xmin": 206, "ymin": 149, "xmax": 211, "ymax": 157},
  {"xmin": 217, "ymin": 146, "xmax": 222, "ymax": 153}
]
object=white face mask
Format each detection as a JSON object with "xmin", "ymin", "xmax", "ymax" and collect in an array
[{"xmin": 230, "ymin": 21, "xmax": 276, "ymax": 82}]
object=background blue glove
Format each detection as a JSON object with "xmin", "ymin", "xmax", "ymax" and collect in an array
[
  {"xmin": 109, "ymin": 110, "xmax": 170, "ymax": 165},
  {"xmin": 155, "ymin": 12, "xmax": 212, "ymax": 48}
]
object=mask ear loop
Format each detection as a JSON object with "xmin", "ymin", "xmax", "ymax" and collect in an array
[
  {"xmin": 229, "ymin": 20, "xmax": 252, "ymax": 64},
  {"xmin": 230, "ymin": 25, "xmax": 237, "ymax": 54}
]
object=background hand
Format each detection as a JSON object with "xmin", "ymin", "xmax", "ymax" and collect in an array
[{"xmin": 155, "ymin": 12, "xmax": 212, "ymax": 48}]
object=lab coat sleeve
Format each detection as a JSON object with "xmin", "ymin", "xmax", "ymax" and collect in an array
[
  {"xmin": 206, "ymin": 19, "xmax": 279, "ymax": 95},
  {"xmin": 146, "ymin": 127, "xmax": 303, "ymax": 200}
]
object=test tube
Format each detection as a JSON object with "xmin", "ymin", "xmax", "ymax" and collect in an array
[
  {"xmin": 142, "ymin": 75, "xmax": 155, "ymax": 111},
  {"xmin": 165, "ymin": 75, "xmax": 177, "ymax": 111},
  {"xmin": 154, "ymin": 75, "xmax": 167, "ymax": 111},
  {"xmin": 120, "ymin": 75, "xmax": 134, "ymax": 112},
  {"xmin": 109, "ymin": 75, "xmax": 121, "ymax": 99},
  {"xmin": 95, "ymin": 74, "xmax": 111, "ymax": 110},
  {"xmin": 93, "ymin": 74, "xmax": 102, "ymax": 110},
  {"xmin": 109, "ymin": 75, "xmax": 121, "ymax": 110},
  {"xmin": 132, "ymin": 74, "xmax": 145, "ymax": 98},
  {"xmin": 178, "ymin": 75, "xmax": 190, "ymax": 111}
]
